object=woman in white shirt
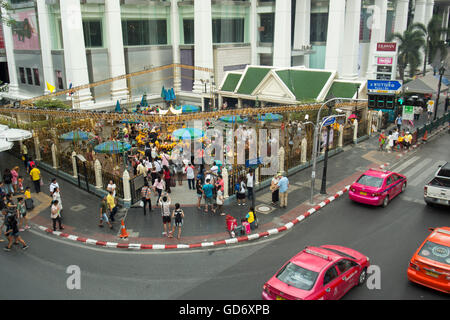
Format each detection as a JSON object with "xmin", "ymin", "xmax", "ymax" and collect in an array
[
  {"xmin": 387, "ymin": 131, "xmax": 394, "ymax": 153},
  {"xmin": 51, "ymin": 200, "xmax": 64, "ymax": 231},
  {"xmin": 107, "ymin": 180, "xmax": 117, "ymax": 197},
  {"xmin": 52, "ymin": 187, "xmax": 63, "ymax": 212}
]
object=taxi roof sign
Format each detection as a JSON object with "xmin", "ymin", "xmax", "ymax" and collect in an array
[{"xmin": 304, "ymin": 247, "xmax": 332, "ymax": 261}]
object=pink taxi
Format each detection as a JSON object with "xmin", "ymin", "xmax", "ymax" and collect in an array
[
  {"xmin": 349, "ymin": 169, "xmax": 407, "ymax": 207},
  {"xmin": 262, "ymin": 245, "xmax": 370, "ymax": 300}
]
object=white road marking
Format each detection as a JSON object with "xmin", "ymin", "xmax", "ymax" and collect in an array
[
  {"xmin": 393, "ymin": 156, "xmax": 421, "ymax": 172},
  {"xmin": 409, "ymin": 161, "xmax": 446, "ymax": 186},
  {"xmin": 403, "ymin": 158, "xmax": 433, "ymax": 178}
]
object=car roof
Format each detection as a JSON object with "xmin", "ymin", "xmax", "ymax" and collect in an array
[
  {"xmin": 436, "ymin": 162, "xmax": 450, "ymax": 178},
  {"xmin": 362, "ymin": 169, "xmax": 392, "ymax": 179},
  {"xmin": 291, "ymin": 247, "xmax": 342, "ymax": 272},
  {"xmin": 428, "ymin": 227, "xmax": 450, "ymax": 245}
]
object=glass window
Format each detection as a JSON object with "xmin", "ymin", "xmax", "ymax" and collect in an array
[
  {"xmin": 83, "ymin": 20, "xmax": 103, "ymax": 48},
  {"xmin": 259, "ymin": 13, "xmax": 274, "ymax": 43},
  {"xmin": 122, "ymin": 19, "xmax": 167, "ymax": 46},
  {"xmin": 19, "ymin": 67, "xmax": 26, "ymax": 84},
  {"xmin": 33, "ymin": 68, "xmax": 40, "ymax": 86},
  {"xmin": 26, "ymin": 68, "xmax": 33, "ymax": 85},
  {"xmin": 183, "ymin": 19, "xmax": 194, "ymax": 45},
  {"xmin": 276, "ymin": 262, "xmax": 319, "ymax": 291},
  {"xmin": 418, "ymin": 241, "xmax": 450, "ymax": 265},
  {"xmin": 386, "ymin": 176, "xmax": 394, "ymax": 186},
  {"xmin": 56, "ymin": 70, "xmax": 64, "ymax": 90},
  {"xmin": 323, "ymin": 265, "xmax": 338, "ymax": 285},
  {"xmin": 212, "ymin": 18, "xmax": 244, "ymax": 43},
  {"xmin": 356, "ymin": 175, "xmax": 384, "ymax": 188},
  {"xmin": 337, "ymin": 259, "xmax": 356, "ymax": 273},
  {"xmin": 310, "ymin": 13, "xmax": 328, "ymax": 42}
]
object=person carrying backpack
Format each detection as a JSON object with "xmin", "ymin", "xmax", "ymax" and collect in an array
[
  {"xmin": 171, "ymin": 203, "xmax": 184, "ymax": 239},
  {"xmin": 3, "ymin": 209, "xmax": 28, "ymax": 252}
]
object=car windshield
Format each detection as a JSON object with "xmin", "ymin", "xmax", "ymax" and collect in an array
[
  {"xmin": 418, "ymin": 241, "xmax": 450, "ymax": 265},
  {"xmin": 276, "ymin": 262, "xmax": 319, "ymax": 291},
  {"xmin": 357, "ymin": 175, "xmax": 384, "ymax": 188}
]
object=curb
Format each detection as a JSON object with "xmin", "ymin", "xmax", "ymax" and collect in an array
[
  {"xmin": 396, "ymin": 124, "xmax": 448, "ymax": 159},
  {"xmin": 35, "ymin": 185, "xmax": 351, "ymax": 250}
]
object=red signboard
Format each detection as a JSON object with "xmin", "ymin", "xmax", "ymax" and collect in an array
[
  {"xmin": 377, "ymin": 42, "xmax": 397, "ymax": 51},
  {"xmin": 377, "ymin": 57, "xmax": 393, "ymax": 65},
  {"xmin": 0, "ymin": 25, "xmax": 4, "ymax": 49}
]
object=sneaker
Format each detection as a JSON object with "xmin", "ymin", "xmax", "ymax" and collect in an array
[
  {"xmin": 22, "ymin": 245, "xmax": 29, "ymax": 250},
  {"xmin": 3, "ymin": 247, "xmax": 11, "ymax": 252},
  {"xmin": 162, "ymin": 232, "xmax": 167, "ymax": 236}
]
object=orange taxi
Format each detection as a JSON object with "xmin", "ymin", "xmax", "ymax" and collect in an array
[{"xmin": 407, "ymin": 227, "xmax": 450, "ymax": 294}]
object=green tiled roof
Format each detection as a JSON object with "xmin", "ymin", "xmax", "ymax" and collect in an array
[
  {"xmin": 275, "ymin": 69, "xmax": 332, "ymax": 101},
  {"xmin": 328, "ymin": 82, "xmax": 359, "ymax": 99},
  {"xmin": 221, "ymin": 73, "xmax": 242, "ymax": 92},
  {"xmin": 236, "ymin": 67, "xmax": 271, "ymax": 95}
]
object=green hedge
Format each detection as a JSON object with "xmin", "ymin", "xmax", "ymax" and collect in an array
[{"xmin": 34, "ymin": 98, "xmax": 71, "ymax": 110}]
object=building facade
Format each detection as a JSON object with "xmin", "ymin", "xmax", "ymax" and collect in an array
[{"xmin": 0, "ymin": 0, "xmax": 447, "ymax": 109}]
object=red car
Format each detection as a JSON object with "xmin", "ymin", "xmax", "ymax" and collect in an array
[
  {"xmin": 262, "ymin": 245, "xmax": 370, "ymax": 300},
  {"xmin": 407, "ymin": 227, "xmax": 450, "ymax": 294},
  {"xmin": 349, "ymin": 169, "xmax": 407, "ymax": 207}
]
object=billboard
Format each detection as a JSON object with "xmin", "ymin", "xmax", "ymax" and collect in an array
[
  {"xmin": 0, "ymin": 25, "xmax": 4, "ymax": 49},
  {"xmin": 11, "ymin": 8, "xmax": 40, "ymax": 50}
]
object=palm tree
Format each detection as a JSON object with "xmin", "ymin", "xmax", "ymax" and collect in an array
[
  {"xmin": 414, "ymin": 15, "xmax": 449, "ymax": 76},
  {"xmin": 0, "ymin": 0, "xmax": 15, "ymax": 26},
  {"xmin": 388, "ymin": 24, "xmax": 426, "ymax": 81}
]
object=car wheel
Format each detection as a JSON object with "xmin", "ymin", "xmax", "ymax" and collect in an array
[
  {"xmin": 401, "ymin": 182, "xmax": 407, "ymax": 193},
  {"xmin": 358, "ymin": 268, "xmax": 367, "ymax": 286},
  {"xmin": 382, "ymin": 196, "xmax": 389, "ymax": 208}
]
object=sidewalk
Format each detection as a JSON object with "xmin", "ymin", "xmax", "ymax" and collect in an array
[{"xmin": 1, "ymin": 120, "xmax": 447, "ymax": 249}]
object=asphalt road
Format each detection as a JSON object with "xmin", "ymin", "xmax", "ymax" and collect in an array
[{"xmin": 0, "ymin": 131, "xmax": 448, "ymax": 300}]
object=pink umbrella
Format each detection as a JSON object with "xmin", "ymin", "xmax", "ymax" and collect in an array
[{"xmin": 348, "ymin": 114, "xmax": 357, "ymax": 119}]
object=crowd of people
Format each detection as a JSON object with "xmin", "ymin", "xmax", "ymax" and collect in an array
[{"xmin": 378, "ymin": 127, "xmax": 413, "ymax": 153}]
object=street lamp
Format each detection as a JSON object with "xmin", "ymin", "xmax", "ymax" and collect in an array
[
  {"xmin": 434, "ymin": 64, "xmax": 446, "ymax": 121},
  {"xmin": 310, "ymin": 98, "xmax": 367, "ymax": 204}
]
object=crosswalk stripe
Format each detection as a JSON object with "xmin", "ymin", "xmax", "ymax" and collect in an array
[
  {"xmin": 403, "ymin": 158, "xmax": 433, "ymax": 178},
  {"xmin": 409, "ymin": 160, "xmax": 446, "ymax": 186},
  {"xmin": 394, "ymin": 156, "xmax": 421, "ymax": 173}
]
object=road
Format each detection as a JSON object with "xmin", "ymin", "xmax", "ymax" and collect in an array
[{"xmin": 0, "ymin": 132, "xmax": 448, "ymax": 300}]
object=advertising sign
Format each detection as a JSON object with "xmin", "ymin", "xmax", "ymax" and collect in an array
[
  {"xmin": 402, "ymin": 105, "xmax": 414, "ymax": 121},
  {"xmin": 377, "ymin": 43, "xmax": 397, "ymax": 52},
  {"xmin": 377, "ymin": 57, "xmax": 393, "ymax": 65},
  {"xmin": 11, "ymin": 8, "xmax": 40, "ymax": 50},
  {"xmin": 377, "ymin": 66, "xmax": 392, "ymax": 73}
]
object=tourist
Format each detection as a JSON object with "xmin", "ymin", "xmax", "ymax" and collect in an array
[
  {"xmin": 99, "ymin": 196, "xmax": 113, "ymax": 229},
  {"xmin": 277, "ymin": 173, "xmax": 289, "ymax": 208},
  {"xmin": 49, "ymin": 178, "xmax": 60, "ymax": 196},
  {"xmin": 17, "ymin": 197, "xmax": 30, "ymax": 231},
  {"xmin": 175, "ymin": 161, "xmax": 184, "ymax": 186},
  {"xmin": 202, "ymin": 179, "xmax": 214, "ymax": 213},
  {"xmin": 159, "ymin": 194, "xmax": 172, "ymax": 237},
  {"xmin": 50, "ymin": 200, "xmax": 64, "ymax": 231},
  {"xmin": 215, "ymin": 187, "xmax": 224, "ymax": 215},
  {"xmin": 2, "ymin": 169, "xmax": 13, "ymax": 196},
  {"xmin": 52, "ymin": 187, "xmax": 63, "ymax": 213},
  {"xmin": 271, "ymin": 173, "xmax": 281, "ymax": 206},
  {"xmin": 236, "ymin": 176, "xmax": 247, "ymax": 206},
  {"xmin": 246, "ymin": 170, "xmax": 255, "ymax": 202},
  {"xmin": 106, "ymin": 190, "xmax": 118, "ymax": 222},
  {"xmin": 141, "ymin": 181, "xmax": 152, "ymax": 215},
  {"xmin": 196, "ymin": 179, "xmax": 203, "ymax": 209},
  {"xmin": 106, "ymin": 180, "xmax": 117, "ymax": 197},
  {"xmin": 153, "ymin": 176, "xmax": 165, "ymax": 205},
  {"xmin": 185, "ymin": 162, "xmax": 195, "ymax": 190},
  {"xmin": 171, "ymin": 203, "xmax": 184, "ymax": 239},
  {"xmin": 11, "ymin": 166, "xmax": 19, "ymax": 195},
  {"xmin": 163, "ymin": 166, "xmax": 171, "ymax": 193},
  {"xmin": 29, "ymin": 165, "xmax": 41, "ymax": 194}
]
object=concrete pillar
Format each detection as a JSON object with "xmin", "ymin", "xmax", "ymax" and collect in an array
[
  {"xmin": 218, "ymin": 94, "xmax": 223, "ymax": 110},
  {"xmin": 51, "ymin": 143, "xmax": 58, "ymax": 169},
  {"xmin": 325, "ymin": 0, "xmax": 346, "ymax": 71},
  {"xmin": 300, "ymin": 137, "xmax": 307, "ymax": 163},
  {"xmin": 222, "ymin": 166, "xmax": 229, "ymax": 198},
  {"xmin": 273, "ymin": 0, "xmax": 292, "ymax": 67},
  {"xmin": 249, "ymin": 0, "xmax": 258, "ymax": 65},
  {"xmin": 122, "ymin": 170, "xmax": 131, "ymax": 204},
  {"xmin": 353, "ymin": 119, "xmax": 358, "ymax": 144},
  {"xmin": 394, "ymin": 0, "xmax": 409, "ymax": 35},
  {"xmin": 441, "ymin": 6, "xmax": 449, "ymax": 41},
  {"xmin": 414, "ymin": 0, "xmax": 427, "ymax": 25},
  {"xmin": 105, "ymin": 0, "xmax": 128, "ymax": 101},
  {"xmin": 193, "ymin": 0, "xmax": 213, "ymax": 94},
  {"xmin": 1, "ymin": 7, "xmax": 19, "ymax": 95},
  {"xmin": 341, "ymin": 0, "xmax": 361, "ymax": 79},
  {"xmin": 60, "ymin": 0, "xmax": 92, "ymax": 106},
  {"xmin": 425, "ymin": 0, "xmax": 434, "ymax": 27},
  {"xmin": 278, "ymin": 146, "xmax": 285, "ymax": 173},
  {"xmin": 238, "ymin": 98, "xmax": 243, "ymax": 109},
  {"xmin": 338, "ymin": 124, "xmax": 344, "ymax": 147},
  {"xmin": 36, "ymin": 0, "xmax": 56, "ymax": 94},
  {"xmin": 293, "ymin": 0, "xmax": 311, "ymax": 67},
  {"xmin": 367, "ymin": 112, "xmax": 373, "ymax": 136},
  {"xmin": 171, "ymin": 0, "xmax": 181, "ymax": 92},
  {"xmin": 367, "ymin": 0, "xmax": 388, "ymax": 79},
  {"xmin": 33, "ymin": 131, "xmax": 41, "ymax": 161},
  {"xmin": 71, "ymin": 151, "xmax": 77, "ymax": 178},
  {"xmin": 94, "ymin": 159, "xmax": 102, "ymax": 189}
]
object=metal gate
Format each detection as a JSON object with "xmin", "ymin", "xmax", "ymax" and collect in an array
[{"xmin": 130, "ymin": 174, "xmax": 146, "ymax": 205}]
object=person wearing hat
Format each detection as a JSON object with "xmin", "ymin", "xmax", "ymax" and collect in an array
[{"xmin": 277, "ymin": 172, "xmax": 289, "ymax": 208}]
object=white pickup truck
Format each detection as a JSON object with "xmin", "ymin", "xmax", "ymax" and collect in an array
[{"xmin": 424, "ymin": 162, "xmax": 450, "ymax": 207}]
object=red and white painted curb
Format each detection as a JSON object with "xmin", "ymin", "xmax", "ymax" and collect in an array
[{"xmin": 35, "ymin": 185, "xmax": 351, "ymax": 250}]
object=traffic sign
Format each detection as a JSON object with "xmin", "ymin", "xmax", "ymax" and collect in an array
[
  {"xmin": 367, "ymin": 80, "xmax": 402, "ymax": 93},
  {"xmin": 322, "ymin": 116, "xmax": 336, "ymax": 127},
  {"xmin": 402, "ymin": 105, "xmax": 414, "ymax": 121}
]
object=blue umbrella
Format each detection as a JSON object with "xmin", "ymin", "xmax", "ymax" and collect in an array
[
  {"xmin": 219, "ymin": 115, "xmax": 248, "ymax": 123},
  {"xmin": 172, "ymin": 128, "xmax": 204, "ymax": 140},
  {"xmin": 175, "ymin": 105, "xmax": 200, "ymax": 113},
  {"xmin": 94, "ymin": 141, "xmax": 131, "ymax": 154},
  {"xmin": 141, "ymin": 94, "xmax": 148, "ymax": 107},
  {"xmin": 120, "ymin": 118, "xmax": 141, "ymax": 124},
  {"xmin": 170, "ymin": 88, "xmax": 176, "ymax": 101},
  {"xmin": 59, "ymin": 130, "xmax": 94, "ymax": 141},
  {"xmin": 257, "ymin": 113, "xmax": 283, "ymax": 122}
]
